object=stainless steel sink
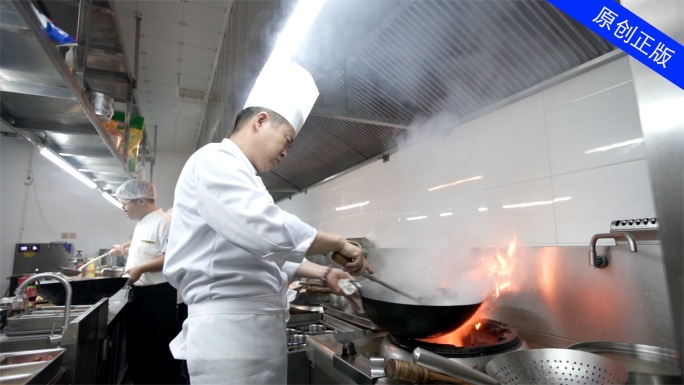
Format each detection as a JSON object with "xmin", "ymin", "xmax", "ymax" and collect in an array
[
  {"xmin": 0, "ymin": 348, "xmax": 65, "ymax": 385},
  {"xmin": 4, "ymin": 307, "xmax": 90, "ymax": 336}
]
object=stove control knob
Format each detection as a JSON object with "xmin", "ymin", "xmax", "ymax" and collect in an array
[{"xmin": 341, "ymin": 342, "xmax": 358, "ymax": 357}]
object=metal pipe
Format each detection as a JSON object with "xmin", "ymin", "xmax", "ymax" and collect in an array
[
  {"xmin": 588, "ymin": 232, "xmax": 637, "ymax": 268},
  {"xmin": 74, "ymin": 0, "xmax": 92, "ymax": 89},
  {"xmin": 14, "ymin": 273, "xmax": 73, "ymax": 335}
]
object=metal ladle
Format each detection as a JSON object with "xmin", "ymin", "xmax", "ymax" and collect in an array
[{"xmin": 59, "ymin": 251, "xmax": 112, "ymax": 276}]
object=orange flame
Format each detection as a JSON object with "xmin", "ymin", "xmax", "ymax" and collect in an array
[{"xmin": 419, "ymin": 239, "xmax": 517, "ymax": 346}]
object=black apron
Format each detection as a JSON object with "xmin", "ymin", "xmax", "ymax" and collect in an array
[{"xmin": 126, "ymin": 282, "xmax": 182, "ymax": 384}]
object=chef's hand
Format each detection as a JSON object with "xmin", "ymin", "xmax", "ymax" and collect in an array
[
  {"xmin": 110, "ymin": 244, "xmax": 127, "ymax": 257},
  {"xmin": 322, "ymin": 268, "xmax": 354, "ymax": 295},
  {"xmin": 124, "ymin": 266, "xmax": 142, "ymax": 285},
  {"xmin": 336, "ymin": 241, "xmax": 375, "ymax": 275}
]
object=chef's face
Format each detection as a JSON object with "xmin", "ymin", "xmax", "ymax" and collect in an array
[
  {"xmin": 119, "ymin": 199, "xmax": 144, "ymax": 220},
  {"xmin": 256, "ymin": 118, "xmax": 295, "ymax": 173}
]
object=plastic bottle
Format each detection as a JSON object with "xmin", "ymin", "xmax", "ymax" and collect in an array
[{"xmin": 85, "ymin": 257, "xmax": 97, "ymax": 278}]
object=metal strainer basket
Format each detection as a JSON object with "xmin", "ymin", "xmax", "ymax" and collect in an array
[{"xmin": 485, "ymin": 348, "xmax": 629, "ymax": 385}]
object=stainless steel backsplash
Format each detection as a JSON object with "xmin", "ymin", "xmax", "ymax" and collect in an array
[
  {"xmin": 478, "ymin": 245, "xmax": 674, "ymax": 349},
  {"xmin": 363, "ymin": 245, "xmax": 674, "ymax": 349}
]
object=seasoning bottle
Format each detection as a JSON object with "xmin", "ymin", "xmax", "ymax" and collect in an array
[
  {"xmin": 75, "ymin": 250, "xmax": 85, "ymax": 269},
  {"xmin": 85, "ymin": 257, "xmax": 97, "ymax": 278}
]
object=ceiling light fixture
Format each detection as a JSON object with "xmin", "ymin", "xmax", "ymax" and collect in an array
[
  {"xmin": 585, "ymin": 138, "xmax": 644, "ymax": 154},
  {"xmin": 40, "ymin": 147, "xmax": 96, "ymax": 188},
  {"xmin": 428, "ymin": 175, "xmax": 483, "ymax": 192},
  {"xmin": 440, "ymin": 212, "xmax": 453, "ymax": 217},
  {"xmin": 335, "ymin": 201, "xmax": 369, "ymax": 211},
  {"xmin": 478, "ymin": 207, "xmax": 488, "ymax": 212},
  {"xmin": 267, "ymin": 0, "xmax": 327, "ymax": 63},
  {"xmin": 102, "ymin": 192, "xmax": 122, "ymax": 208}
]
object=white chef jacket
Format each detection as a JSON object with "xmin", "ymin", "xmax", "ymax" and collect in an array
[
  {"xmin": 126, "ymin": 208, "xmax": 171, "ymax": 286},
  {"xmin": 164, "ymin": 138, "xmax": 316, "ymax": 305}
]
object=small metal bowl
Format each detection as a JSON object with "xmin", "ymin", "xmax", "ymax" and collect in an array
[
  {"xmin": 100, "ymin": 267, "xmax": 125, "ymax": 278},
  {"xmin": 287, "ymin": 334, "xmax": 307, "ymax": 344},
  {"xmin": 308, "ymin": 324, "xmax": 326, "ymax": 334}
]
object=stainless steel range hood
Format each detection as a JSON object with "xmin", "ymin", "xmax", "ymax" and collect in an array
[{"xmin": 0, "ymin": 0, "xmax": 151, "ymax": 194}]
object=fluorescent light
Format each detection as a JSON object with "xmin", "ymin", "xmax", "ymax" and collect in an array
[
  {"xmin": 502, "ymin": 196, "xmax": 571, "ymax": 209},
  {"xmin": 335, "ymin": 201, "xmax": 369, "ymax": 211},
  {"xmin": 102, "ymin": 192, "xmax": 122, "ymax": 208},
  {"xmin": 40, "ymin": 147, "xmax": 96, "ymax": 188},
  {"xmin": 440, "ymin": 212, "xmax": 453, "ymax": 217},
  {"xmin": 428, "ymin": 176, "xmax": 483, "ymax": 192},
  {"xmin": 268, "ymin": 0, "xmax": 327, "ymax": 62},
  {"xmin": 59, "ymin": 153, "xmax": 86, "ymax": 159},
  {"xmin": 585, "ymin": 138, "xmax": 644, "ymax": 154},
  {"xmin": 478, "ymin": 207, "xmax": 488, "ymax": 212},
  {"xmin": 406, "ymin": 215, "xmax": 427, "ymax": 221}
]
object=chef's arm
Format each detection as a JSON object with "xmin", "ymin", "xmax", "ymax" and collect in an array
[
  {"xmin": 295, "ymin": 261, "xmax": 352, "ymax": 295},
  {"xmin": 125, "ymin": 254, "xmax": 165, "ymax": 284},
  {"xmin": 305, "ymin": 230, "xmax": 374, "ymax": 275}
]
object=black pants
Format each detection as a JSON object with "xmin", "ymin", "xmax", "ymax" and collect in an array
[{"xmin": 126, "ymin": 282, "xmax": 182, "ymax": 384}]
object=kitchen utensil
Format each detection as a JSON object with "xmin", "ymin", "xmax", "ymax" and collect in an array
[
  {"xmin": 331, "ymin": 251, "xmax": 420, "ymax": 302},
  {"xmin": 385, "ymin": 359, "xmax": 471, "ymax": 384},
  {"xmin": 568, "ymin": 341, "xmax": 682, "ymax": 384},
  {"xmin": 59, "ymin": 251, "xmax": 112, "ymax": 276},
  {"xmin": 485, "ymin": 348, "xmax": 629, "ymax": 385},
  {"xmin": 359, "ymin": 279, "xmax": 482, "ymax": 338},
  {"xmin": 413, "ymin": 348, "xmax": 499, "ymax": 385}
]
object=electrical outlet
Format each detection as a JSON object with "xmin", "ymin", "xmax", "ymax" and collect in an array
[
  {"xmin": 69, "ymin": 232, "xmax": 77, "ymax": 239},
  {"xmin": 61, "ymin": 232, "xmax": 69, "ymax": 239}
]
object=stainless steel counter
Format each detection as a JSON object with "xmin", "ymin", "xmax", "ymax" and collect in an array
[{"xmin": 106, "ymin": 288, "xmax": 128, "ymax": 325}]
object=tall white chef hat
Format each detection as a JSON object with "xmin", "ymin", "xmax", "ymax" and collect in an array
[{"xmin": 243, "ymin": 60, "xmax": 319, "ymax": 136}]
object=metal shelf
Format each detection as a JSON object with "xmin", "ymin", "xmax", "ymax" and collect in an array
[{"xmin": 0, "ymin": 0, "xmax": 152, "ymax": 193}]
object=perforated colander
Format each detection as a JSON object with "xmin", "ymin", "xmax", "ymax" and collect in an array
[{"xmin": 485, "ymin": 348, "xmax": 629, "ymax": 385}]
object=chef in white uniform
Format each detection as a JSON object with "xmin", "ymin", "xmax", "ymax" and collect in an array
[{"xmin": 164, "ymin": 60, "xmax": 373, "ymax": 384}]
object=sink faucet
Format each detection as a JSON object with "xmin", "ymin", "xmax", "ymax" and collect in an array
[
  {"xmin": 14, "ymin": 273, "xmax": 72, "ymax": 338},
  {"xmin": 588, "ymin": 232, "xmax": 638, "ymax": 268}
]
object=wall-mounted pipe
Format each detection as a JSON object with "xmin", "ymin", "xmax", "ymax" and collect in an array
[{"xmin": 588, "ymin": 232, "xmax": 637, "ymax": 268}]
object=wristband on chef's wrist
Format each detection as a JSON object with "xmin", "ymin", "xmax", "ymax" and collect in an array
[{"xmin": 321, "ymin": 265, "xmax": 333, "ymax": 282}]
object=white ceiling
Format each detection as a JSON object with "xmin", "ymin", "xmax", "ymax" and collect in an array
[{"xmin": 113, "ymin": 0, "xmax": 232, "ymax": 154}]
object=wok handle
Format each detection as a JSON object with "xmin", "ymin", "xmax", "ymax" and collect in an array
[{"xmin": 385, "ymin": 359, "xmax": 472, "ymax": 385}]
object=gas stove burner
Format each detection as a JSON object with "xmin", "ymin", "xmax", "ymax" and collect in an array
[
  {"xmin": 388, "ymin": 319, "xmax": 522, "ymax": 357},
  {"xmin": 379, "ymin": 319, "xmax": 526, "ymax": 370}
]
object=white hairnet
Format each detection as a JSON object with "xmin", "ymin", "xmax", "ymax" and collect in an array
[{"xmin": 115, "ymin": 179, "xmax": 156, "ymax": 200}]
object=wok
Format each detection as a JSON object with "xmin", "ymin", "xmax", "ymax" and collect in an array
[
  {"xmin": 37, "ymin": 277, "xmax": 128, "ymax": 305},
  {"xmin": 357, "ymin": 279, "xmax": 482, "ymax": 338},
  {"xmin": 59, "ymin": 251, "xmax": 112, "ymax": 276}
]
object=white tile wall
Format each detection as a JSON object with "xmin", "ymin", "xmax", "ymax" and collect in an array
[
  {"xmin": 280, "ymin": 56, "xmax": 653, "ymax": 250},
  {"xmin": 0, "ymin": 137, "xmax": 189, "ymax": 295}
]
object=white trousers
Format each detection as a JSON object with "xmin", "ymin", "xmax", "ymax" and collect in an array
[{"xmin": 170, "ymin": 295, "xmax": 289, "ymax": 384}]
